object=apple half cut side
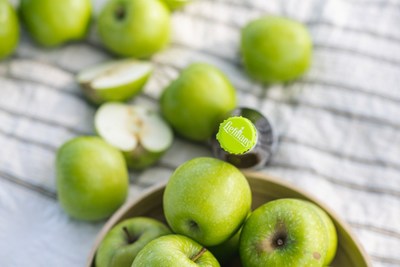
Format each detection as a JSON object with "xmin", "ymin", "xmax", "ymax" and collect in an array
[
  {"xmin": 95, "ymin": 102, "xmax": 173, "ymax": 170},
  {"xmin": 77, "ymin": 59, "xmax": 153, "ymax": 105}
]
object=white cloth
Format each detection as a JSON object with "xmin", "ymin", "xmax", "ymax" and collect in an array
[{"xmin": 0, "ymin": 0, "xmax": 400, "ymax": 266}]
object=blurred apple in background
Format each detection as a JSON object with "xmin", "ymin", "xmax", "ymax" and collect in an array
[
  {"xmin": 162, "ymin": 0, "xmax": 190, "ymax": 11},
  {"xmin": 0, "ymin": 0, "xmax": 19, "ymax": 59},
  {"xmin": 56, "ymin": 136, "xmax": 128, "ymax": 221},
  {"xmin": 19, "ymin": 0, "xmax": 92, "ymax": 46},
  {"xmin": 241, "ymin": 16, "xmax": 312, "ymax": 83},
  {"xmin": 160, "ymin": 63, "xmax": 237, "ymax": 142},
  {"xmin": 97, "ymin": 0, "xmax": 171, "ymax": 58}
]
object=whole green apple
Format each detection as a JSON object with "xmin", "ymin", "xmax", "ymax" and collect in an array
[
  {"xmin": 96, "ymin": 217, "xmax": 171, "ymax": 267},
  {"xmin": 239, "ymin": 198, "xmax": 328, "ymax": 267},
  {"xmin": 241, "ymin": 16, "xmax": 312, "ymax": 83},
  {"xmin": 132, "ymin": 235, "xmax": 220, "ymax": 267},
  {"xmin": 0, "ymin": 0, "xmax": 19, "ymax": 59},
  {"xmin": 19, "ymin": 0, "xmax": 92, "ymax": 47},
  {"xmin": 56, "ymin": 136, "xmax": 128, "ymax": 221},
  {"xmin": 303, "ymin": 201, "xmax": 338, "ymax": 265},
  {"xmin": 163, "ymin": 157, "xmax": 251, "ymax": 246},
  {"xmin": 160, "ymin": 63, "xmax": 236, "ymax": 142},
  {"xmin": 98, "ymin": 0, "xmax": 171, "ymax": 58}
]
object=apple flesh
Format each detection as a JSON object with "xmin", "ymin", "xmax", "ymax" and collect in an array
[
  {"xmin": 97, "ymin": 0, "xmax": 171, "ymax": 58},
  {"xmin": 19, "ymin": 0, "xmax": 92, "ymax": 46},
  {"xmin": 56, "ymin": 137, "xmax": 128, "ymax": 221},
  {"xmin": 163, "ymin": 157, "xmax": 252, "ymax": 246},
  {"xmin": 95, "ymin": 102, "xmax": 173, "ymax": 170},
  {"xmin": 239, "ymin": 198, "xmax": 328, "ymax": 267},
  {"xmin": 96, "ymin": 217, "xmax": 171, "ymax": 267},
  {"xmin": 77, "ymin": 59, "xmax": 153, "ymax": 105},
  {"xmin": 132, "ymin": 235, "xmax": 220, "ymax": 267},
  {"xmin": 0, "ymin": 0, "xmax": 19, "ymax": 59}
]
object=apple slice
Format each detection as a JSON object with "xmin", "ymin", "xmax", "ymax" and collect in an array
[
  {"xmin": 95, "ymin": 102, "xmax": 173, "ymax": 170},
  {"xmin": 77, "ymin": 59, "xmax": 153, "ymax": 104}
]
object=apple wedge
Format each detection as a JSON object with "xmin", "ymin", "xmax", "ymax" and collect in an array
[
  {"xmin": 77, "ymin": 59, "xmax": 153, "ymax": 104},
  {"xmin": 95, "ymin": 102, "xmax": 173, "ymax": 170}
]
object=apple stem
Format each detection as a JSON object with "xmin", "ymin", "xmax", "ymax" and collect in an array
[
  {"xmin": 191, "ymin": 247, "xmax": 207, "ymax": 262},
  {"xmin": 122, "ymin": 227, "xmax": 135, "ymax": 244}
]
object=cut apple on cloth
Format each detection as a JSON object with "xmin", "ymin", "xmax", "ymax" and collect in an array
[
  {"xmin": 77, "ymin": 59, "xmax": 153, "ymax": 104},
  {"xmin": 95, "ymin": 102, "xmax": 173, "ymax": 170}
]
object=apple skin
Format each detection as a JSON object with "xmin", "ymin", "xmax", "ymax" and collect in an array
[
  {"xmin": 0, "ymin": 0, "xmax": 19, "ymax": 59},
  {"xmin": 208, "ymin": 213, "xmax": 250, "ymax": 264},
  {"xmin": 56, "ymin": 137, "xmax": 128, "ymax": 221},
  {"xmin": 123, "ymin": 146, "xmax": 165, "ymax": 171},
  {"xmin": 241, "ymin": 16, "xmax": 312, "ymax": 83},
  {"xmin": 98, "ymin": 0, "xmax": 171, "ymax": 58},
  {"xmin": 239, "ymin": 198, "xmax": 328, "ymax": 267},
  {"xmin": 19, "ymin": 0, "xmax": 92, "ymax": 47},
  {"xmin": 96, "ymin": 217, "xmax": 171, "ymax": 267},
  {"xmin": 302, "ymin": 201, "xmax": 338, "ymax": 265},
  {"xmin": 160, "ymin": 63, "xmax": 236, "ymax": 142},
  {"xmin": 162, "ymin": 0, "xmax": 189, "ymax": 10},
  {"xmin": 132, "ymin": 234, "xmax": 220, "ymax": 267},
  {"xmin": 163, "ymin": 157, "xmax": 252, "ymax": 246},
  {"xmin": 208, "ymin": 227, "xmax": 241, "ymax": 265}
]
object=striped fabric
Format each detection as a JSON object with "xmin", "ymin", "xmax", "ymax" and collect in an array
[{"xmin": 0, "ymin": 0, "xmax": 399, "ymax": 266}]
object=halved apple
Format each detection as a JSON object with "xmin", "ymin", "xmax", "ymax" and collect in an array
[
  {"xmin": 95, "ymin": 102, "xmax": 173, "ymax": 170},
  {"xmin": 77, "ymin": 59, "xmax": 153, "ymax": 104}
]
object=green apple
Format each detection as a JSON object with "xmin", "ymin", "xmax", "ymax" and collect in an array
[
  {"xmin": 160, "ymin": 63, "xmax": 236, "ymax": 142},
  {"xmin": 19, "ymin": 0, "xmax": 92, "ymax": 47},
  {"xmin": 95, "ymin": 103, "xmax": 173, "ymax": 170},
  {"xmin": 239, "ymin": 198, "xmax": 328, "ymax": 267},
  {"xmin": 241, "ymin": 16, "xmax": 312, "ymax": 83},
  {"xmin": 208, "ymin": 213, "xmax": 249, "ymax": 264},
  {"xmin": 98, "ymin": 0, "xmax": 171, "ymax": 58},
  {"xmin": 132, "ymin": 235, "xmax": 220, "ymax": 267},
  {"xmin": 0, "ymin": 0, "xmax": 19, "ymax": 59},
  {"xmin": 163, "ymin": 157, "xmax": 251, "ymax": 246},
  {"xmin": 208, "ymin": 227, "xmax": 241, "ymax": 265},
  {"xmin": 77, "ymin": 59, "xmax": 153, "ymax": 105},
  {"xmin": 303, "ymin": 201, "xmax": 338, "ymax": 265},
  {"xmin": 96, "ymin": 217, "xmax": 171, "ymax": 267},
  {"xmin": 56, "ymin": 136, "xmax": 128, "ymax": 221},
  {"xmin": 161, "ymin": 0, "xmax": 190, "ymax": 11}
]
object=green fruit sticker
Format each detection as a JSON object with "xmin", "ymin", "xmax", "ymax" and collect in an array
[{"xmin": 216, "ymin": 116, "xmax": 257, "ymax": 155}]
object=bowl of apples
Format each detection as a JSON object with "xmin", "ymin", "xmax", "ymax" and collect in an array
[{"xmin": 87, "ymin": 157, "xmax": 371, "ymax": 267}]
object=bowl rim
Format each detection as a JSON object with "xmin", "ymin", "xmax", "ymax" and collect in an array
[{"xmin": 86, "ymin": 170, "xmax": 372, "ymax": 267}]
